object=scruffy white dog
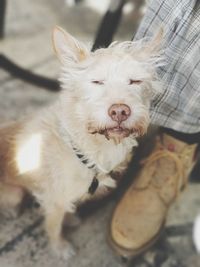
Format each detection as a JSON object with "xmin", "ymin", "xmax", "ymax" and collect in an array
[{"xmin": 0, "ymin": 27, "xmax": 162, "ymax": 259}]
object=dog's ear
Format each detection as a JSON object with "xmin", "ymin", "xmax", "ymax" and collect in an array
[
  {"xmin": 138, "ymin": 28, "xmax": 164, "ymax": 68},
  {"xmin": 144, "ymin": 28, "xmax": 164, "ymax": 55},
  {"xmin": 52, "ymin": 26, "xmax": 89, "ymax": 64}
]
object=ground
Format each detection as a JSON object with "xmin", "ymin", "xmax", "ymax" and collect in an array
[{"xmin": 0, "ymin": 1, "xmax": 200, "ymax": 266}]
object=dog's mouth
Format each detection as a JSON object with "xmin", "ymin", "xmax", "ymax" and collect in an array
[
  {"xmin": 88, "ymin": 125, "xmax": 145, "ymax": 144},
  {"xmin": 102, "ymin": 126, "xmax": 131, "ymax": 138}
]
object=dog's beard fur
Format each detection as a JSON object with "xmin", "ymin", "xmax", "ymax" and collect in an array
[
  {"xmin": 88, "ymin": 123, "xmax": 147, "ymax": 144},
  {"xmin": 89, "ymin": 126, "xmax": 134, "ymax": 144},
  {"xmin": 87, "ymin": 112, "xmax": 150, "ymax": 144}
]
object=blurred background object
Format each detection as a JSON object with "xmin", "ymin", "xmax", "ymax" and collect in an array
[{"xmin": 0, "ymin": 0, "xmax": 145, "ymax": 91}]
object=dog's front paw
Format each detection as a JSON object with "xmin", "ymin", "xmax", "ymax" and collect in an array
[
  {"xmin": 101, "ymin": 177, "xmax": 117, "ymax": 189},
  {"xmin": 52, "ymin": 240, "xmax": 76, "ymax": 260}
]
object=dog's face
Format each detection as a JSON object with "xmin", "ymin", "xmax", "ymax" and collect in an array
[{"xmin": 53, "ymin": 27, "xmax": 163, "ymax": 144}]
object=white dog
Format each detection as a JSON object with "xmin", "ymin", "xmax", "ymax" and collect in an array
[{"xmin": 0, "ymin": 27, "xmax": 162, "ymax": 259}]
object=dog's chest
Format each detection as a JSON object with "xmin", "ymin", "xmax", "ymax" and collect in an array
[
  {"xmin": 47, "ymin": 133, "xmax": 133, "ymax": 202},
  {"xmin": 91, "ymin": 142, "xmax": 131, "ymax": 173}
]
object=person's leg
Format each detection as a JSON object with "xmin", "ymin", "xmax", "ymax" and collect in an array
[
  {"xmin": 161, "ymin": 128, "xmax": 200, "ymax": 144},
  {"xmin": 109, "ymin": 0, "xmax": 200, "ymax": 258}
]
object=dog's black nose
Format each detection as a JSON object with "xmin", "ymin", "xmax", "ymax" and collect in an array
[{"xmin": 108, "ymin": 104, "xmax": 131, "ymax": 123}]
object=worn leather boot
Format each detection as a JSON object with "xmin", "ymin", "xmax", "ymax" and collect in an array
[{"xmin": 109, "ymin": 133, "xmax": 198, "ymax": 258}]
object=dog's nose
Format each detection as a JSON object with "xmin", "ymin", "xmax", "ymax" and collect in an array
[{"xmin": 108, "ymin": 104, "xmax": 131, "ymax": 123}]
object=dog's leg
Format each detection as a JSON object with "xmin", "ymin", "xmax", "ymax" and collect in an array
[
  {"xmin": 100, "ymin": 175, "xmax": 117, "ymax": 189},
  {"xmin": 91, "ymin": 174, "xmax": 117, "ymax": 198},
  {"xmin": 44, "ymin": 204, "xmax": 75, "ymax": 260}
]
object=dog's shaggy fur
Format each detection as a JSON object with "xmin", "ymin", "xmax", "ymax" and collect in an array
[{"xmin": 0, "ymin": 27, "xmax": 162, "ymax": 259}]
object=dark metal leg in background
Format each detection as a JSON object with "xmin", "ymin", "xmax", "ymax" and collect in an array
[
  {"xmin": 0, "ymin": 0, "xmax": 6, "ymax": 39},
  {"xmin": 0, "ymin": 0, "xmax": 60, "ymax": 92},
  {"xmin": 92, "ymin": 0, "xmax": 125, "ymax": 51},
  {"xmin": 0, "ymin": 55, "xmax": 60, "ymax": 91}
]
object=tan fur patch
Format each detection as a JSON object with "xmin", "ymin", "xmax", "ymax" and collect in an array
[{"xmin": 0, "ymin": 122, "xmax": 22, "ymax": 182}]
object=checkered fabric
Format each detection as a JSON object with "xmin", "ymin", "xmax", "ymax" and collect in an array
[{"xmin": 134, "ymin": 0, "xmax": 200, "ymax": 133}]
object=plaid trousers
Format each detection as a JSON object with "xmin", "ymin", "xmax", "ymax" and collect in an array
[{"xmin": 134, "ymin": 0, "xmax": 200, "ymax": 133}]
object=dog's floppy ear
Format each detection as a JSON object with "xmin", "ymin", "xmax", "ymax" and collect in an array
[{"xmin": 52, "ymin": 26, "xmax": 89, "ymax": 64}]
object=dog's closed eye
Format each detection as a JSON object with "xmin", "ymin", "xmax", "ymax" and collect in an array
[
  {"xmin": 129, "ymin": 79, "xmax": 142, "ymax": 85},
  {"xmin": 92, "ymin": 80, "xmax": 104, "ymax": 85}
]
